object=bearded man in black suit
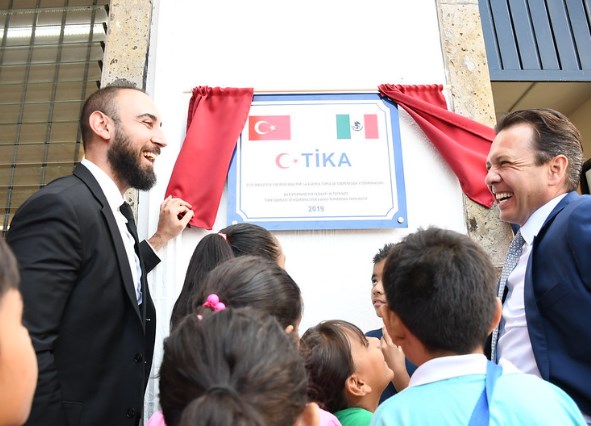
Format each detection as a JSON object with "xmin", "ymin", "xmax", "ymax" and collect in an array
[{"xmin": 7, "ymin": 83, "xmax": 193, "ymax": 426}]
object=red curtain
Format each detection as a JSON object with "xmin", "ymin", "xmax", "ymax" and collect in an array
[
  {"xmin": 378, "ymin": 84, "xmax": 495, "ymax": 208},
  {"xmin": 165, "ymin": 87, "xmax": 254, "ymax": 229}
]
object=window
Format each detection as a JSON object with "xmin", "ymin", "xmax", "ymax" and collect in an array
[{"xmin": 0, "ymin": 0, "xmax": 108, "ymax": 233}]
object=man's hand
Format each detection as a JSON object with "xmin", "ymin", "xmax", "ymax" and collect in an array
[{"xmin": 148, "ymin": 196, "xmax": 194, "ymax": 251}]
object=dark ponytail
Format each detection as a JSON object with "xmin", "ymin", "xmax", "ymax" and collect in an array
[
  {"xmin": 178, "ymin": 389, "xmax": 265, "ymax": 426},
  {"xmin": 159, "ymin": 308, "xmax": 308, "ymax": 426},
  {"xmin": 190, "ymin": 256, "xmax": 302, "ymax": 330},
  {"xmin": 170, "ymin": 233, "xmax": 234, "ymax": 330}
]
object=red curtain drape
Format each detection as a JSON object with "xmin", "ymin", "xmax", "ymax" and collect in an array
[
  {"xmin": 165, "ymin": 86, "xmax": 254, "ymax": 229},
  {"xmin": 378, "ymin": 84, "xmax": 495, "ymax": 208}
]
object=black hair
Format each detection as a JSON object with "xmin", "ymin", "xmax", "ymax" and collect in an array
[
  {"xmin": 170, "ymin": 234, "xmax": 234, "ymax": 330},
  {"xmin": 79, "ymin": 81, "xmax": 142, "ymax": 148},
  {"xmin": 299, "ymin": 320, "xmax": 368, "ymax": 413},
  {"xmin": 191, "ymin": 256, "xmax": 302, "ymax": 330},
  {"xmin": 159, "ymin": 308, "xmax": 308, "ymax": 426},
  {"xmin": 373, "ymin": 243, "xmax": 395, "ymax": 264},
  {"xmin": 382, "ymin": 227, "xmax": 497, "ymax": 354},
  {"xmin": 218, "ymin": 223, "xmax": 282, "ymax": 264}
]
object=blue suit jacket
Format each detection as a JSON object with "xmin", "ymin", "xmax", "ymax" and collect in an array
[{"xmin": 524, "ymin": 191, "xmax": 591, "ymax": 414}]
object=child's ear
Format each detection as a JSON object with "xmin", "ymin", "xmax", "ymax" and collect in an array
[
  {"xmin": 285, "ymin": 324, "xmax": 295, "ymax": 334},
  {"xmin": 344, "ymin": 373, "xmax": 371, "ymax": 397},
  {"xmin": 293, "ymin": 402, "xmax": 320, "ymax": 426},
  {"xmin": 487, "ymin": 298, "xmax": 502, "ymax": 335}
]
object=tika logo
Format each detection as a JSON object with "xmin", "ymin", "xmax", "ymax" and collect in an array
[
  {"xmin": 248, "ymin": 115, "xmax": 291, "ymax": 141},
  {"xmin": 275, "ymin": 150, "xmax": 352, "ymax": 169}
]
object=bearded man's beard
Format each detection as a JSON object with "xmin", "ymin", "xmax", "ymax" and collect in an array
[{"xmin": 108, "ymin": 127, "xmax": 157, "ymax": 191}]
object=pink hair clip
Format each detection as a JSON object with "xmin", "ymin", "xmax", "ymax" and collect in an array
[{"xmin": 202, "ymin": 294, "xmax": 226, "ymax": 312}]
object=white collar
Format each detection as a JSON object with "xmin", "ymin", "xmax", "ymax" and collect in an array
[
  {"xmin": 81, "ymin": 158, "xmax": 126, "ymax": 214},
  {"xmin": 409, "ymin": 354, "xmax": 520, "ymax": 388},
  {"xmin": 519, "ymin": 193, "xmax": 567, "ymax": 245}
]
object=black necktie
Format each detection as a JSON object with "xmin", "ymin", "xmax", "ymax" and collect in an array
[
  {"xmin": 120, "ymin": 201, "xmax": 145, "ymax": 308},
  {"xmin": 119, "ymin": 202, "xmax": 140, "ymax": 255}
]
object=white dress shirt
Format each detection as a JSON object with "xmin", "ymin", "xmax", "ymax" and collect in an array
[
  {"xmin": 81, "ymin": 159, "xmax": 143, "ymax": 304},
  {"xmin": 497, "ymin": 194, "xmax": 566, "ymax": 376}
]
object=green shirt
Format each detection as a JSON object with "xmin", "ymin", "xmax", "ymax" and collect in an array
[{"xmin": 334, "ymin": 407, "xmax": 373, "ymax": 426}]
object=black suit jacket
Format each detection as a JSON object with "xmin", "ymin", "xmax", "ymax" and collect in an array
[{"xmin": 7, "ymin": 164, "xmax": 159, "ymax": 426}]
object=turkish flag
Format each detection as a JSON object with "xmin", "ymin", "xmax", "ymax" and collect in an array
[{"xmin": 248, "ymin": 115, "xmax": 291, "ymax": 140}]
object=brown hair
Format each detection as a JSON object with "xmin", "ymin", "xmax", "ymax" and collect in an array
[
  {"xmin": 496, "ymin": 108, "xmax": 584, "ymax": 191},
  {"xmin": 299, "ymin": 320, "xmax": 368, "ymax": 413}
]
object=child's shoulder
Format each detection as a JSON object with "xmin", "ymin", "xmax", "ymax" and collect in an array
[
  {"xmin": 492, "ymin": 372, "xmax": 586, "ymax": 425},
  {"xmin": 496, "ymin": 371, "xmax": 577, "ymax": 402}
]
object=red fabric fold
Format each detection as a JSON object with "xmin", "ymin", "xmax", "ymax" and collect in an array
[
  {"xmin": 165, "ymin": 86, "xmax": 254, "ymax": 229},
  {"xmin": 378, "ymin": 84, "xmax": 495, "ymax": 208}
]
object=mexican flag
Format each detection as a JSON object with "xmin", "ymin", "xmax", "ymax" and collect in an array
[{"xmin": 336, "ymin": 114, "xmax": 378, "ymax": 140}]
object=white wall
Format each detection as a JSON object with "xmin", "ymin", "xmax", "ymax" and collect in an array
[{"xmin": 139, "ymin": 0, "xmax": 466, "ymax": 419}]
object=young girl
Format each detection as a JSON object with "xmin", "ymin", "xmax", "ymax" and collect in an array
[
  {"xmin": 218, "ymin": 222, "xmax": 286, "ymax": 267},
  {"xmin": 191, "ymin": 255, "xmax": 301, "ymax": 333},
  {"xmin": 0, "ymin": 238, "xmax": 38, "ymax": 426},
  {"xmin": 170, "ymin": 223, "xmax": 285, "ymax": 330},
  {"xmin": 300, "ymin": 320, "xmax": 394, "ymax": 426},
  {"xmin": 147, "ymin": 255, "xmax": 306, "ymax": 426},
  {"xmin": 169, "ymin": 233, "xmax": 234, "ymax": 330},
  {"xmin": 159, "ymin": 307, "xmax": 319, "ymax": 426}
]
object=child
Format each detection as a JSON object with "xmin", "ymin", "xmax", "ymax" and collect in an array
[
  {"xmin": 373, "ymin": 227, "xmax": 586, "ymax": 425},
  {"xmin": 191, "ymin": 255, "xmax": 301, "ymax": 333},
  {"xmin": 300, "ymin": 319, "xmax": 393, "ymax": 426},
  {"xmin": 218, "ymin": 222, "xmax": 286, "ymax": 267},
  {"xmin": 366, "ymin": 243, "xmax": 415, "ymax": 402},
  {"xmin": 159, "ymin": 307, "xmax": 319, "ymax": 426},
  {"xmin": 171, "ymin": 223, "xmax": 285, "ymax": 330},
  {"xmin": 0, "ymin": 238, "xmax": 38, "ymax": 426},
  {"xmin": 170, "ymin": 233, "xmax": 234, "ymax": 330},
  {"xmin": 147, "ymin": 255, "xmax": 311, "ymax": 426}
]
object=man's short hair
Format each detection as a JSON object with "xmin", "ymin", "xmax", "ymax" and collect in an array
[{"xmin": 79, "ymin": 80, "xmax": 143, "ymax": 148}]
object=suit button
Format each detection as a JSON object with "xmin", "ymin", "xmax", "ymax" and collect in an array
[
  {"xmin": 133, "ymin": 353, "xmax": 143, "ymax": 363},
  {"xmin": 126, "ymin": 408, "xmax": 136, "ymax": 418}
]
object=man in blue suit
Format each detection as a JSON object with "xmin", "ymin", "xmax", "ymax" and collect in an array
[{"xmin": 485, "ymin": 108, "xmax": 591, "ymax": 422}]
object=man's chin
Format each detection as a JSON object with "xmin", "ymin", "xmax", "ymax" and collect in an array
[{"xmin": 129, "ymin": 173, "xmax": 157, "ymax": 191}]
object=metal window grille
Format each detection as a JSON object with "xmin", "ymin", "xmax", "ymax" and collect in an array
[{"xmin": 0, "ymin": 0, "xmax": 108, "ymax": 234}]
